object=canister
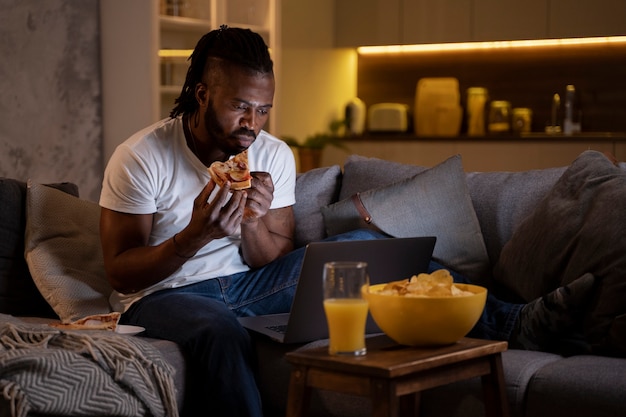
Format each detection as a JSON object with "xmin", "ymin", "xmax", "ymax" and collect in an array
[{"xmin": 466, "ymin": 87, "xmax": 489, "ymax": 136}]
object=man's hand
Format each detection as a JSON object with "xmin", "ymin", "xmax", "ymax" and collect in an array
[
  {"xmin": 186, "ymin": 180, "xmax": 247, "ymax": 244},
  {"xmin": 241, "ymin": 172, "xmax": 274, "ymax": 223}
]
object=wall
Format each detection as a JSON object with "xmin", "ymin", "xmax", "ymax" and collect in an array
[
  {"xmin": 0, "ymin": 0, "xmax": 103, "ymax": 202},
  {"xmin": 278, "ymin": 0, "xmax": 357, "ymax": 142},
  {"xmin": 0, "ymin": 0, "xmax": 346, "ymax": 197}
]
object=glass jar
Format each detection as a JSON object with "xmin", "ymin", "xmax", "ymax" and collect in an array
[
  {"xmin": 488, "ymin": 100, "xmax": 511, "ymax": 133},
  {"xmin": 512, "ymin": 108, "xmax": 533, "ymax": 133}
]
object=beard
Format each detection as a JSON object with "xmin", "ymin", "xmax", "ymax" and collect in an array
[{"xmin": 204, "ymin": 99, "xmax": 257, "ymax": 155}]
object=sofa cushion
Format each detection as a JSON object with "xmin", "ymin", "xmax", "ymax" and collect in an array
[
  {"xmin": 465, "ymin": 167, "xmax": 566, "ymax": 272},
  {"xmin": 24, "ymin": 182, "xmax": 112, "ymax": 322},
  {"xmin": 420, "ymin": 349, "xmax": 563, "ymax": 417},
  {"xmin": 494, "ymin": 150, "xmax": 626, "ymax": 356},
  {"xmin": 322, "ymin": 155, "xmax": 490, "ymax": 281},
  {"xmin": 0, "ymin": 178, "xmax": 78, "ymax": 318},
  {"xmin": 294, "ymin": 165, "xmax": 342, "ymax": 248},
  {"xmin": 525, "ymin": 355, "xmax": 626, "ymax": 417}
]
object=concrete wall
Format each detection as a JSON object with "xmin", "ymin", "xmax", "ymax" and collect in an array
[{"xmin": 0, "ymin": 0, "xmax": 102, "ymax": 201}]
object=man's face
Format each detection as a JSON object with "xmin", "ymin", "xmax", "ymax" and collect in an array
[{"xmin": 203, "ymin": 66, "xmax": 274, "ymax": 155}]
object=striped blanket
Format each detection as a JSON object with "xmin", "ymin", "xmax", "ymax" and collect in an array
[{"xmin": 0, "ymin": 319, "xmax": 178, "ymax": 417}]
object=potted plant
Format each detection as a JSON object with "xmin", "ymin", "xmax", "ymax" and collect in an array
[{"xmin": 282, "ymin": 120, "xmax": 349, "ymax": 171}]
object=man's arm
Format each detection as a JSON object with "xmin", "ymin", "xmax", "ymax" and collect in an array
[
  {"xmin": 239, "ymin": 172, "xmax": 295, "ymax": 268},
  {"xmin": 101, "ymin": 180, "xmax": 246, "ymax": 294},
  {"xmin": 100, "ymin": 209, "xmax": 186, "ymax": 293}
]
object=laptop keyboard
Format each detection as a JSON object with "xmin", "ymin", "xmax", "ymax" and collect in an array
[{"xmin": 266, "ymin": 324, "xmax": 288, "ymax": 334}]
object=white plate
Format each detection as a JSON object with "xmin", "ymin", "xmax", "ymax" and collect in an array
[{"xmin": 115, "ymin": 325, "xmax": 145, "ymax": 336}]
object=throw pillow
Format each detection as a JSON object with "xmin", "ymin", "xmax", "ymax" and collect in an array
[
  {"xmin": 494, "ymin": 150, "xmax": 626, "ymax": 356},
  {"xmin": 24, "ymin": 182, "xmax": 112, "ymax": 322},
  {"xmin": 338, "ymin": 155, "xmax": 428, "ymax": 200},
  {"xmin": 321, "ymin": 154, "xmax": 490, "ymax": 282},
  {"xmin": 293, "ymin": 165, "xmax": 342, "ymax": 248},
  {"xmin": 0, "ymin": 178, "xmax": 78, "ymax": 318}
]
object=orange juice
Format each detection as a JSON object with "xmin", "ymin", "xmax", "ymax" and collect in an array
[{"xmin": 323, "ymin": 298, "xmax": 369, "ymax": 355}]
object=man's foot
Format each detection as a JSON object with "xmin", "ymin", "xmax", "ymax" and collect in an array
[{"xmin": 509, "ymin": 273, "xmax": 596, "ymax": 355}]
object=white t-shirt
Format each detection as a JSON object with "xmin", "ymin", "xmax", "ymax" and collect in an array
[{"xmin": 100, "ymin": 116, "xmax": 296, "ymax": 312}]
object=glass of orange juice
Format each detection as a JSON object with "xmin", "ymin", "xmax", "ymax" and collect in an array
[{"xmin": 323, "ymin": 261, "xmax": 369, "ymax": 356}]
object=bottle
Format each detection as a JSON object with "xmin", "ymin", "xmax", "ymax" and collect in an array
[
  {"xmin": 545, "ymin": 93, "xmax": 562, "ymax": 134},
  {"xmin": 466, "ymin": 87, "xmax": 489, "ymax": 136},
  {"xmin": 563, "ymin": 85, "xmax": 581, "ymax": 135}
]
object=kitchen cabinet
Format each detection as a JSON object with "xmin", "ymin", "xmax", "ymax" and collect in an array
[
  {"xmin": 472, "ymin": 0, "xmax": 548, "ymax": 41},
  {"xmin": 100, "ymin": 0, "xmax": 279, "ymax": 164},
  {"xmin": 549, "ymin": 0, "xmax": 626, "ymax": 38},
  {"xmin": 335, "ymin": 0, "xmax": 401, "ymax": 46},
  {"xmin": 402, "ymin": 0, "xmax": 472, "ymax": 44},
  {"xmin": 335, "ymin": 0, "xmax": 626, "ymax": 47}
]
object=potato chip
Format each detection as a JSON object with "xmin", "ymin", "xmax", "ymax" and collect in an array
[{"xmin": 379, "ymin": 269, "xmax": 473, "ymax": 297}]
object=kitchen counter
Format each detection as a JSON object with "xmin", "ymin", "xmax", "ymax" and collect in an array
[
  {"xmin": 341, "ymin": 132, "xmax": 626, "ymax": 142},
  {"xmin": 317, "ymin": 132, "xmax": 626, "ymax": 172}
]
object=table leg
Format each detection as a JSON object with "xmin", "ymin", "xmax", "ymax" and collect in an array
[
  {"xmin": 286, "ymin": 365, "xmax": 312, "ymax": 417},
  {"xmin": 370, "ymin": 379, "xmax": 399, "ymax": 417},
  {"xmin": 399, "ymin": 393, "xmax": 420, "ymax": 417},
  {"xmin": 481, "ymin": 353, "xmax": 510, "ymax": 417}
]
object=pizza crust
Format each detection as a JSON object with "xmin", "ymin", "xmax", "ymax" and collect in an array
[
  {"xmin": 207, "ymin": 150, "xmax": 252, "ymax": 190},
  {"xmin": 49, "ymin": 312, "xmax": 121, "ymax": 331}
]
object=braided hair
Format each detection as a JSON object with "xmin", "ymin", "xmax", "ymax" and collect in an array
[{"xmin": 170, "ymin": 25, "xmax": 274, "ymax": 118}]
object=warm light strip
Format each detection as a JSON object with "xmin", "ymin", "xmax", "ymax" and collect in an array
[
  {"xmin": 158, "ymin": 49, "xmax": 193, "ymax": 58},
  {"xmin": 357, "ymin": 36, "xmax": 626, "ymax": 55}
]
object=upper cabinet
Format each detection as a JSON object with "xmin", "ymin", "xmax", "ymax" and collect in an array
[
  {"xmin": 472, "ymin": 0, "xmax": 549, "ymax": 41},
  {"xmin": 549, "ymin": 0, "xmax": 626, "ymax": 38},
  {"xmin": 335, "ymin": 0, "xmax": 402, "ymax": 46},
  {"xmin": 401, "ymin": 0, "xmax": 473, "ymax": 44},
  {"xmin": 335, "ymin": 0, "xmax": 626, "ymax": 47},
  {"xmin": 101, "ymin": 0, "xmax": 279, "ymax": 164}
]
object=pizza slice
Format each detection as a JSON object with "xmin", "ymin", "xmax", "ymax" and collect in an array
[
  {"xmin": 207, "ymin": 149, "xmax": 252, "ymax": 190},
  {"xmin": 49, "ymin": 312, "xmax": 121, "ymax": 331}
]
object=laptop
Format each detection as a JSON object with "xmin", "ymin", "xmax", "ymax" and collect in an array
[{"xmin": 238, "ymin": 236, "xmax": 436, "ymax": 343}]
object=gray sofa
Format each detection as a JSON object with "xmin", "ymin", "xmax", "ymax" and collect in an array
[{"xmin": 1, "ymin": 150, "xmax": 625, "ymax": 417}]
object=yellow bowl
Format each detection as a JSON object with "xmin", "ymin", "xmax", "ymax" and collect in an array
[{"xmin": 364, "ymin": 283, "xmax": 487, "ymax": 346}]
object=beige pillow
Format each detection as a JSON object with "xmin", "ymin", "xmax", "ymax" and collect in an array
[{"xmin": 24, "ymin": 182, "xmax": 112, "ymax": 322}]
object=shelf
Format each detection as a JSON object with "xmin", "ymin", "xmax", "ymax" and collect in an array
[
  {"xmin": 160, "ymin": 16, "xmax": 270, "ymax": 36},
  {"xmin": 160, "ymin": 85, "xmax": 183, "ymax": 95},
  {"xmin": 160, "ymin": 15, "xmax": 212, "ymax": 33}
]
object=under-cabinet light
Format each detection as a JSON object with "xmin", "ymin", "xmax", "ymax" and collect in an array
[{"xmin": 357, "ymin": 36, "xmax": 626, "ymax": 55}]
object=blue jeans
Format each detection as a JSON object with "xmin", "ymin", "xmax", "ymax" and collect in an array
[
  {"xmin": 122, "ymin": 229, "xmax": 521, "ymax": 416},
  {"xmin": 427, "ymin": 261, "xmax": 523, "ymax": 341}
]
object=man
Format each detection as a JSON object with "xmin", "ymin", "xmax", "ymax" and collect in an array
[
  {"xmin": 100, "ymin": 26, "xmax": 594, "ymax": 417},
  {"xmin": 99, "ymin": 26, "xmax": 301, "ymax": 417}
]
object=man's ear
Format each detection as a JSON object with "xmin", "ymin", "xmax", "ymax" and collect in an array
[{"xmin": 195, "ymin": 82, "xmax": 209, "ymax": 106}]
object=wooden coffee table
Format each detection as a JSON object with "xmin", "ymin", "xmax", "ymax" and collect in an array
[{"xmin": 285, "ymin": 336, "xmax": 509, "ymax": 417}]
